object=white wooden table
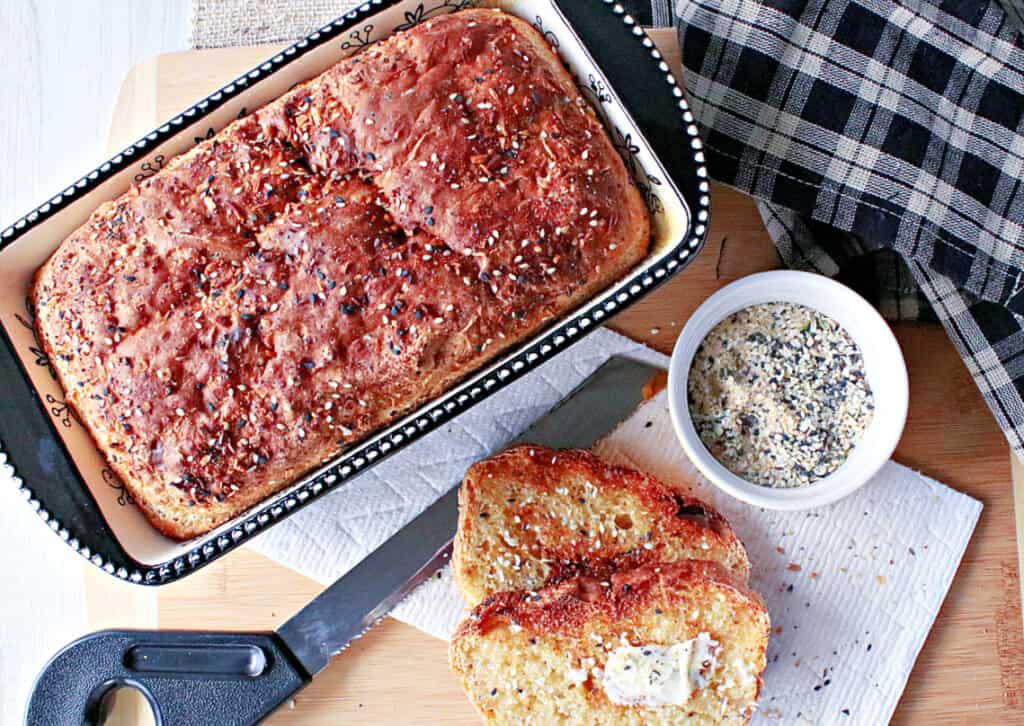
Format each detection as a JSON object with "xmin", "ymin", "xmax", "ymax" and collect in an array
[{"xmin": 0, "ymin": 4, "xmax": 188, "ymax": 722}]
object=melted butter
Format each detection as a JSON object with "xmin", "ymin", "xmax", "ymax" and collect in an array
[{"xmin": 599, "ymin": 633, "xmax": 719, "ymax": 707}]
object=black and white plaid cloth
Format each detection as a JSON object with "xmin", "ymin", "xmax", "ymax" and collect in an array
[{"xmin": 622, "ymin": 0, "xmax": 1024, "ymax": 457}]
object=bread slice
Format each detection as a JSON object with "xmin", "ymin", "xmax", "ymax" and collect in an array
[
  {"xmin": 452, "ymin": 446, "xmax": 750, "ymax": 606},
  {"xmin": 450, "ymin": 560, "xmax": 769, "ymax": 725}
]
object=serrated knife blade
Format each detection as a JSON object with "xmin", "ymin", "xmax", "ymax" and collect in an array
[{"xmin": 25, "ymin": 356, "xmax": 661, "ymax": 726}]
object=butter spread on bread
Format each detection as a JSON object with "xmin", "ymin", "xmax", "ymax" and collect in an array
[{"xmin": 600, "ymin": 634, "xmax": 720, "ymax": 707}]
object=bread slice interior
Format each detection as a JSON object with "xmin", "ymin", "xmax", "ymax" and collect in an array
[
  {"xmin": 450, "ymin": 560, "xmax": 769, "ymax": 726},
  {"xmin": 453, "ymin": 445, "xmax": 751, "ymax": 606}
]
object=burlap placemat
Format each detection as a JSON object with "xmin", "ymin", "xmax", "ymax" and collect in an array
[{"xmin": 191, "ymin": 0, "xmax": 363, "ymax": 48}]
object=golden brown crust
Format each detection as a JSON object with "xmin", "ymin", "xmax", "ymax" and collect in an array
[
  {"xmin": 454, "ymin": 560, "xmax": 765, "ymax": 641},
  {"xmin": 31, "ymin": 9, "xmax": 649, "ymax": 539},
  {"xmin": 452, "ymin": 445, "xmax": 751, "ymax": 605}
]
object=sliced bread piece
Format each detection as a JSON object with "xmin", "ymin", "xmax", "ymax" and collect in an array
[
  {"xmin": 450, "ymin": 560, "xmax": 770, "ymax": 725},
  {"xmin": 452, "ymin": 445, "xmax": 750, "ymax": 606}
]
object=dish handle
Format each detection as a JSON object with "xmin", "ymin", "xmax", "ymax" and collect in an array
[
  {"xmin": 0, "ymin": 327, "xmax": 137, "ymax": 573},
  {"xmin": 553, "ymin": 0, "xmax": 703, "ymax": 200}
]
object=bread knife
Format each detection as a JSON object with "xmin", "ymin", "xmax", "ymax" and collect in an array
[{"xmin": 25, "ymin": 355, "xmax": 661, "ymax": 726}]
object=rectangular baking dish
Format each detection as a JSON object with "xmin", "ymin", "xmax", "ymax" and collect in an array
[{"xmin": 0, "ymin": 0, "xmax": 709, "ymax": 584}]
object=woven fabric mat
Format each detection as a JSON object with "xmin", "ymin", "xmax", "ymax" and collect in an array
[{"xmin": 191, "ymin": 0, "xmax": 362, "ymax": 48}]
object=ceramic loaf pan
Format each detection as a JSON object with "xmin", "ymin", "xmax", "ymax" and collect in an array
[{"xmin": 0, "ymin": 0, "xmax": 709, "ymax": 584}]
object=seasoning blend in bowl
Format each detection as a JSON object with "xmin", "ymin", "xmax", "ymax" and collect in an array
[
  {"xmin": 687, "ymin": 302, "xmax": 875, "ymax": 489},
  {"xmin": 668, "ymin": 271, "xmax": 908, "ymax": 511}
]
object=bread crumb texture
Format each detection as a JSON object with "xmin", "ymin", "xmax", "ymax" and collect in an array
[
  {"xmin": 450, "ymin": 560, "xmax": 769, "ymax": 725},
  {"xmin": 450, "ymin": 447, "xmax": 769, "ymax": 724},
  {"xmin": 453, "ymin": 445, "xmax": 751, "ymax": 606}
]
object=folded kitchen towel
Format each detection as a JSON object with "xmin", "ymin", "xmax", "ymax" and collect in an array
[{"xmin": 252, "ymin": 327, "xmax": 982, "ymax": 725}]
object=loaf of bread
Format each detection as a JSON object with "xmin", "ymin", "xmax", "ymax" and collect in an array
[
  {"xmin": 450, "ymin": 560, "xmax": 770, "ymax": 725},
  {"xmin": 452, "ymin": 445, "xmax": 750, "ymax": 606},
  {"xmin": 31, "ymin": 9, "xmax": 650, "ymax": 539}
]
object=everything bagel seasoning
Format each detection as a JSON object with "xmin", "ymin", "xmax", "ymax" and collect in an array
[{"xmin": 687, "ymin": 302, "xmax": 874, "ymax": 488}]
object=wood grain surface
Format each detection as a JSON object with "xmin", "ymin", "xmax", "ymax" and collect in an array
[{"xmin": 89, "ymin": 29, "xmax": 1024, "ymax": 725}]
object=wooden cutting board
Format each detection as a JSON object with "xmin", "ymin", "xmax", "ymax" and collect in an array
[{"xmin": 83, "ymin": 29, "xmax": 1024, "ymax": 725}]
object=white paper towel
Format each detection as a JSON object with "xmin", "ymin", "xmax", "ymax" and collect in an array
[
  {"xmin": 250, "ymin": 328, "xmax": 981, "ymax": 724},
  {"xmin": 593, "ymin": 398, "xmax": 981, "ymax": 724}
]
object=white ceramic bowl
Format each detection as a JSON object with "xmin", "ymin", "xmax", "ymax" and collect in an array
[{"xmin": 668, "ymin": 271, "xmax": 908, "ymax": 510}]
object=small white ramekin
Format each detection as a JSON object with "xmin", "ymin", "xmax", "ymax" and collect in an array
[{"xmin": 667, "ymin": 271, "xmax": 908, "ymax": 510}]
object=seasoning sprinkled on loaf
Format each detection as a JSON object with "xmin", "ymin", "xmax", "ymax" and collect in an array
[{"xmin": 32, "ymin": 9, "xmax": 650, "ymax": 539}]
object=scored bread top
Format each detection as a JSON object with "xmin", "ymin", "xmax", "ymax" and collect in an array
[
  {"xmin": 452, "ymin": 445, "xmax": 751, "ymax": 605},
  {"xmin": 31, "ymin": 9, "xmax": 649, "ymax": 540},
  {"xmin": 450, "ymin": 560, "xmax": 770, "ymax": 725}
]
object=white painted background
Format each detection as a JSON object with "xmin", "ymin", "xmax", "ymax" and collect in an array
[
  {"xmin": 0, "ymin": 3, "xmax": 189, "ymax": 722},
  {"xmin": 0, "ymin": 1, "xmax": 190, "ymax": 224}
]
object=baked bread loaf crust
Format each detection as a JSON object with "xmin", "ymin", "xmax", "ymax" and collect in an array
[
  {"xmin": 452, "ymin": 446, "xmax": 751, "ymax": 606},
  {"xmin": 450, "ymin": 561, "xmax": 770, "ymax": 725},
  {"xmin": 31, "ymin": 10, "xmax": 650, "ymax": 539}
]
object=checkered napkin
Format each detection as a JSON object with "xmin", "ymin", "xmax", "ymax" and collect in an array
[{"xmin": 619, "ymin": 0, "xmax": 1024, "ymax": 457}]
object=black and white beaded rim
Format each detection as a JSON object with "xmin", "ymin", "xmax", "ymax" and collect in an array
[{"xmin": 0, "ymin": 0, "xmax": 710, "ymax": 585}]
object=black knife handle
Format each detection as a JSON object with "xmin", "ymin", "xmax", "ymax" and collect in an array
[{"xmin": 25, "ymin": 629, "xmax": 309, "ymax": 726}]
